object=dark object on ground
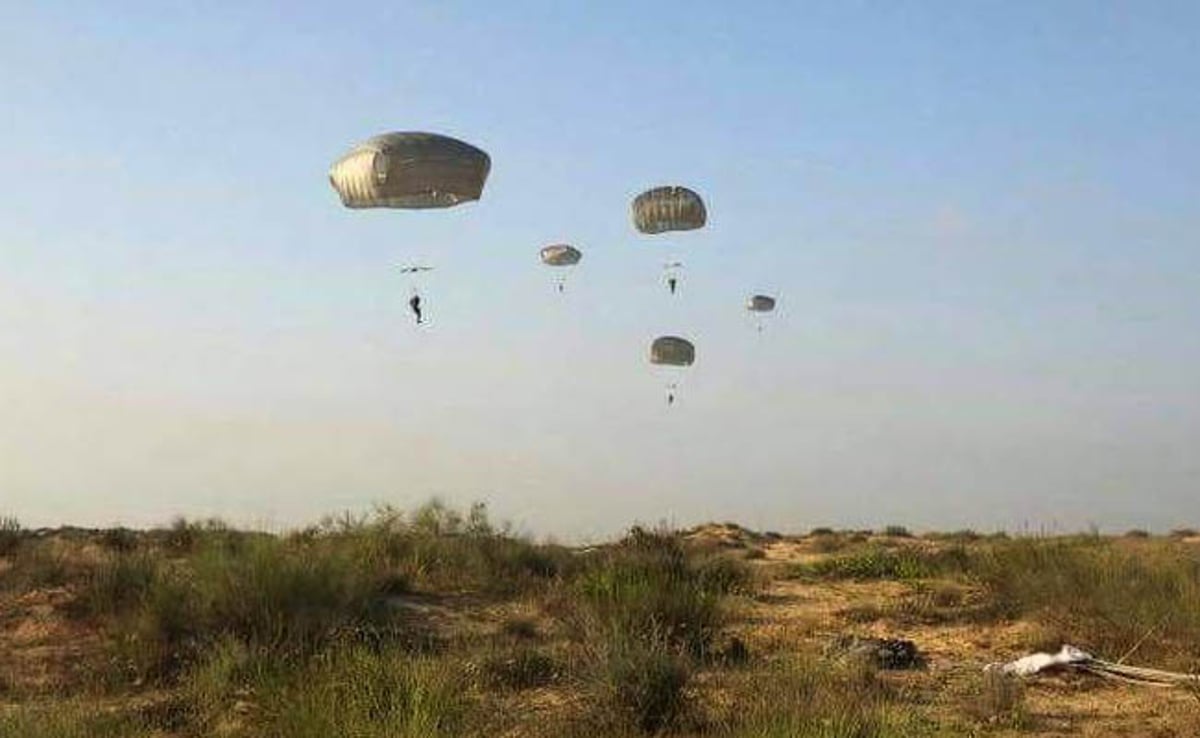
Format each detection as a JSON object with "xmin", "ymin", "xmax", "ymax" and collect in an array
[{"xmin": 826, "ymin": 635, "xmax": 923, "ymax": 670}]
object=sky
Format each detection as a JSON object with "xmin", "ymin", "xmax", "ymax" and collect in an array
[{"xmin": 2, "ymin": 2, "xmax": 1198, "ymax": 539}]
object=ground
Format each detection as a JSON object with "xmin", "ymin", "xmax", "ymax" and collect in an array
[{"xmin": 2, "ymin": 523, "xmax": 1199, "ymax": 736}]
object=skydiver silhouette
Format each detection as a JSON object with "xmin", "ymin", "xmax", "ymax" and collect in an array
[
  {"xmin": 667, "ymin": 392, "xmax": 676, "ymax": 406},
  {"xmin": 667, "ymin": 276, "xmax": 678, "ymax": 295},
  {"xmin": 409, "ymin": 294, "xmax": 423, "ymax": 324}
]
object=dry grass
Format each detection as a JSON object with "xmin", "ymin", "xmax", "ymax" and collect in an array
[{"xmin": 3, "ymin": 508, "xmax": 1200, "ymax": 736}]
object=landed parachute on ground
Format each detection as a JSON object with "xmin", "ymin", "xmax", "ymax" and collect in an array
[{"xmin": 329, "ymin": 132, "xmax": 491, "ymax": 209}]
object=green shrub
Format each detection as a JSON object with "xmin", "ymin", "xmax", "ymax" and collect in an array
[{"xmin": 882, "ymin": 525, "xmax": 912, "ymax": 538}]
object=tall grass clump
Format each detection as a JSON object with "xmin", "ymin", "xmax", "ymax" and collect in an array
[
  {"xmin": 970, "ymin": 538, "xmax": 1200, "ymax": 667},
  {"xmin": 0, "ymin": 703, "xmax": 150, "ymax": 738},
  {"xmin": 72, "ymin": 551, "xmax": 161, "ymax": 618},
  {"xmin": 0, "ymin": 516, "xmax": 21, "ymax": 556},
  {"xmin": 259, "ymin": 646, "xmax": 468, "ymax": 738},
  {"xmin": 716, "ymin": 656, "xmax": 891, "ymax": 738}
]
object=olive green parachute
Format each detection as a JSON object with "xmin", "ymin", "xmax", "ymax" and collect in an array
[
  {"xmin": 650, "ymin": 336, "xmax": 696, "ymax": 367},
  {"xmin": 632, "ymin": 186, "xmax": 707, "ymax": 234},
  {"xmin": 329, "ymin": 132, "xmax": 490, "ymax": 209},
  {"xmin": 539, "ymin": 244, "xmax": 582, "ymax": 266},
  {"xmin": 747, "ymin": 295, "xmax": 776, "ymax": 312}
]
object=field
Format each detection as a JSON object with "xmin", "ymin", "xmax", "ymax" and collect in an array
[{"xmin": 2, "ymin": 505, "xmax": 1199, "ymax": 737}]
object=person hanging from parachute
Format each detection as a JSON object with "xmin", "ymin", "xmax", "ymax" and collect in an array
[
  {"xmin": 663, "ymin": 261, "xmax": 684, "ymax": 296},
  {"xmin": 399, "ymin": 265, "xmax": 433, "ymax": 325}
]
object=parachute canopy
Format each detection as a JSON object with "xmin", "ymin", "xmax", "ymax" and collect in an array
[
  {"xmin": 650, "ymin": 336, "xmax": 696, "ymax": 367},
  {"xmin": 329, "ymin": 132, "xmax": 490, "ymax": 209},
  {"xmin": 747, "ymin": 295, "xmax": 777, "ymax": 313},
  {"xmin": 632, "ymin": 186, "xmax": 707, "ymax": 234},
  {"xmin": 540, "ymin": 244, "xmax": 582, "ymax": 267}
]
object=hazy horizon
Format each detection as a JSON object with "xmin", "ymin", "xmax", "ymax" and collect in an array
[{"xmin": 3, "ymin": 2, "xmax": 1198, "ymax": 539}]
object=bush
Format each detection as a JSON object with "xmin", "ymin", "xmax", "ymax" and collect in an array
[
  {"xmin": 882, "ymin": 525, "xmax": 912, "ymax": 538},
  {"xmin": 1124, "ymin": 529, "xmax": 1151, "ymax": 539}
]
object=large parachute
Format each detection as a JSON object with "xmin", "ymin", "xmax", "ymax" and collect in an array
[
  {"xmin": 650, "ymin": 336, "xmax": 696, "ymax": 366},
  {"xmin": 329, "ymin": 132, "xmax": 491, "ymax": 209},
  {"xmin": 632, "ymin": 186, "xmax": 707, "ymax": 234}
]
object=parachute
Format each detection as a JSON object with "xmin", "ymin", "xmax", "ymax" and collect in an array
[
  {"xmin": 632, "ymin": 187, "xmax": 707, "ymax": 234},
  {"xmin": 540, "ymin": 244, "xmax": 582, "ymax": 266},
  {"xmin": 329, "ymin": 132, "xmax": 490, "ymax": 209},
  {"xmin": 540, "ymin": 244, "xmax": 583, "ymax": 292},
  {"xmin": 650, "ymin": 336, "xmax": 695, "ymax": 406},
  {"xmin": 747, "ymin": 295, "xmax": 776, "ymax": 312}
]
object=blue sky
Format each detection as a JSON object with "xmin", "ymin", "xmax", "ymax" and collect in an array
[{"xmin": 2, "ymin": 2, "xmax": 1198, "ymax": 537}]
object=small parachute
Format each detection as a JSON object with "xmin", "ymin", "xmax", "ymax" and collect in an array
[
  {"xmin": 540, "ymin": 244, "xmax": 582, "ymax": 266},
  {"xmin": 747, "ymin": 295, "xmax": 776, "ymax": 313},
  {"xmin": 329, "ymin": 132, "xmax": 490, "ymax": 209},
  {"xmin": 540, "ymin": 244, "xmax": 583, "ymax": 292},
  {"xmin": 650, "ymin": 336, "xmax": 695, "ymax": 406},
  {"xmin": 632, "ymin": 187, "xmax": 707, "ymax": 234},
  {"xmin": 746, "ymin": 294, "xmax": 777, "ymax": 333}
]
